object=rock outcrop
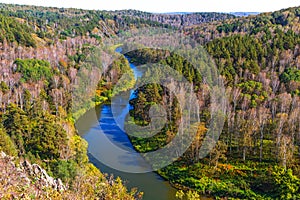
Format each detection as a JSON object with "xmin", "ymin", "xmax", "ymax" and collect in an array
[
  {"xmin": 0, "ymin": 151, "xmax": 65, "ymax": 199},
  {"xmin": 21, "ymin": 159, "xmax": 66, "ymax": 191}
]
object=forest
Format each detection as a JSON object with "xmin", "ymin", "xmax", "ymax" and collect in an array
[
  {"xmin": 123, "ymin": 6, "xmax": 300, "ymax": 200},
  {"xmin": 0, "ymin": 2, "xmax": 299, "ymax": 200}
]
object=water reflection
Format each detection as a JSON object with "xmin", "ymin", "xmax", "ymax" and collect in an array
[{"xmin": 75, "ymin": 50, "xmax": 178, "ymax": 199}]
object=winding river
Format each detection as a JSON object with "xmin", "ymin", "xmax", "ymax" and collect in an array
[{"xmin": 75, "ymin": 49, "xmax": 178, "ymax": 200}]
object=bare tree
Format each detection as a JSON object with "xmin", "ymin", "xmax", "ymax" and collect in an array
[{"xmin": 257, "ymin": 106, "xmax": 270, "ymax": 162}]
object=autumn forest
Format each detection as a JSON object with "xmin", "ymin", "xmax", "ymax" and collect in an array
[{"xmin": 0, "ymin": 2, "xmax": 299, "ymax": 200}]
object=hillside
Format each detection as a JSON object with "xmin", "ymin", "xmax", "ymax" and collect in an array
[
  {"xmin": 0, "ymin": 2, "xmax": 299, "ymax": 200},
  {"xmin": 230, "ymin": 12, "xmax": 260, "ymax": 17},
  {"xmin": 185, "ymin": 6, "xmax": 300, "ymax": 43},
  {"xmin": 0, "ymin": 3, "xmax": 168, "ymax": 40},
  {"xmin": 0, "ymin": 151, "xmax": 141, "ymax": 199},
  {"xmin": 106, "ymin": 10, "xmax": 235, "ymax": 28},
  {"xmin": 0, "ymin": 3, "xmax": 141, "ymax": 199},
  {"xmin": 123, "ymin": 5, "xmax": 300, "ymax": 200}
]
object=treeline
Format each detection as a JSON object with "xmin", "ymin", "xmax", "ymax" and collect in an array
[
  {"xmin": 205, "ymin": 29, "xmax": 300, "ymax": 84},
  {"xmin": 185, "ymin": 6, "xmax": 300, "ymax": 45},
  {"xmin": 0, "ymin": 3, "xmax": 236, "ymax": 44},
  {"xmin": 0, "ymin": 14, "xmax": 35, "ymax": 47},
  {"xmin": 108, "ymin": 10, "xmax": 235, "ymax": 28},
  {"xmin": 0, "ymin": 14, "xmax": 139, "ymax": 199},
  {"xmin": 0, "ymin": 3, "xmax": 171, "ymax": 41},
  {"xmin": 216, "ymin": 7, "xmax": 300, "ymax": 34},
  {"xmin": 125, "ymin": 16, "xmax": 300, "ymax": 197}
]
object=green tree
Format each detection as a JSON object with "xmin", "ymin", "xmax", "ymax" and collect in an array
[
  {"xmin": 29, "ymin": 113, "xmax": 67, "ymax": 160},
  {"xmin": 3, "ymin": 104, "xmax": 31, "ymax": 155},
  {"xmin": 14, "ymin": 59, "xmax": 53, "ymax": 83},
  {"xmin": 0, "ymin": 126, "xmax": 18, "ymax": 156},
  {"xmin": 272, "ymin": 167, "xmax": 300, "ymax": 200}
]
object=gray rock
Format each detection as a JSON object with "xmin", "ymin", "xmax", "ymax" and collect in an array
[{"xmin": 21, "ymin": 159, "xmax": 66, "ymax": 191}]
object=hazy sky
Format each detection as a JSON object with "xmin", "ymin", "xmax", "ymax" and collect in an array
[{"xmin": 1, "ymin": 0, "xmax": 300, "ymax": 13}]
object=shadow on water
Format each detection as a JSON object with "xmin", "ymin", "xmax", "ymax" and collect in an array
[
  {"xmin": 76, "ymin": 47, "xmax": 212, "ymax": 200},
  {"xmin": 88, "ymin": 153, "xmax": 177, "ymax": 200},
  {"xmin": 76, "ymin": 103, "xmax": 178, "ymax": 200},
  {"xmin": 76, "ymin": 47, "xmax": 178, "ymax": 199}
]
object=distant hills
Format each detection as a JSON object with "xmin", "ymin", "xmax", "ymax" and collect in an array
[
  {"xmin": 230, "ymin": 12, "xmax": 260, "ymax": 16},
  {"xmin": 106, "ymin": 10, "xmax": 236, "ymax": 27},
  {"xmin": 0, "ymin": 2, "xmax": 299, "ymax": 200},
  {"xmin": 159, "ymin": 12, "xmax": 260, "ymax": 17}
]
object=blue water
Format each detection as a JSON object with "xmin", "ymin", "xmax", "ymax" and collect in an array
[{"xmin": 75, "ymin": 48, "xmax": 178, "ymax": 200}]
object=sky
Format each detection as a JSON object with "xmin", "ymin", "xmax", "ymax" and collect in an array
[{"xmin": 1, "ymin": 0, "xmax": 300, "ymax": 13}]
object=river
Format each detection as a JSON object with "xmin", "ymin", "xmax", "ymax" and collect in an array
[{"xmin": 75, "ymin": 49, "xmax": 179, "ymax": 200}]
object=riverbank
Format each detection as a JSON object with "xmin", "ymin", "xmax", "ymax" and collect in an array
[
  {"xmin": 72, "ymin": 46, "xmax": 135, "ymax": 121},
  {"xmin": 75, "ymin": 47, "xmax": 181, "ymax": 200}
]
